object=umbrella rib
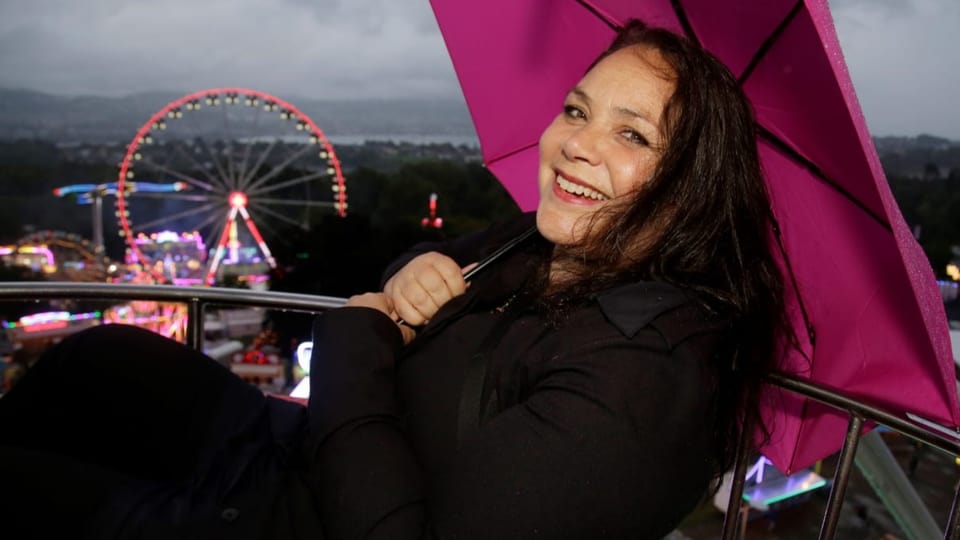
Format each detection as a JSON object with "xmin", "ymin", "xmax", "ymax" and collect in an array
[
  {"xmin": 486, "ymin": 141, "xmax": 540, "ymax": 170},
  {"xmin": 738, "ymin": 0, "xmax": 804, "ymax": 85},
  {"xmin": 770, "ymin": 216, "xmax": 816, "ymax": 350},
  {"xmin": 757, "ymin": 126, "xmax": 891, "ymax": 231},
  {"xmin": 573, "ymin": 0, "xmax": 618, "ymax": 29},
  {"xmin": 669, "ymin": 0, "xmax": 699, "ymax": 45}
]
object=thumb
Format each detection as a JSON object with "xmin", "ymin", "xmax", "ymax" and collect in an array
[{"xmin": 398, "ymin": 323, "xmax": 416, "ymax": 345}]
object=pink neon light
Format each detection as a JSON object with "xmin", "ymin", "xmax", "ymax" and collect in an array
[
  {"xmin": 22, "ymin": 321, "xmax": 69, "ymax": 333},
  {"xmin": 228, "ymin": 191, "xmax": 248, "ymax": 209}
]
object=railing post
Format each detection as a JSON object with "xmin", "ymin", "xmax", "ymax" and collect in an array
[
  {"xmin": 946, "ymin": 480, "xmax": 960, "ymax": 540},
  {"xmin": 722, "ymin": 421, "xmax": 753, "ymax": 540},
  {"xmin": 186, "ymin": 298, "xmax": 203, "ymax": 351},
  {"xmin": 818, "ymin": 414, "xmax": 865, "ymax": 540}
]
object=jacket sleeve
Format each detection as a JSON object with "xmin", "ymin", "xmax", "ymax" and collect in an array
[{"xmin": 306, "ymin": 303, "xmax": 722, "ymax": 540}]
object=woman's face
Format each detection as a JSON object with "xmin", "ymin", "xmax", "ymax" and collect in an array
[{"xmin": 536, "ymin": 45, "xmax": 676, "ymax": 245}]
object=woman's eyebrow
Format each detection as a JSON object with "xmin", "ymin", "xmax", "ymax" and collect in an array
[
  {"xmin": 569, "ymin": 87, "xmax": 591, "ymax": 104},
  {"xmin": 571, "ymin": 86, "xmax": 656, "ymax": 128},
  {"xmin": 613, "ymin": 105, "xmax": 656, "ymax": 128}
]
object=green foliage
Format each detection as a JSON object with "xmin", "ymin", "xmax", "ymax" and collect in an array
[{"xmin": 888, "ymin": 174, "xmax": 960, "ymax": 277}]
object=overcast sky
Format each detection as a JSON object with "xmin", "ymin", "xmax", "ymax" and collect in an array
[{"xmin": 0, "ymin": 0, "xmax": 956, "ymax": 138}]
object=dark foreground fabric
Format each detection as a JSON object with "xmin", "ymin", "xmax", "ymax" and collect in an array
[{"xmin": 0, "ymin": 324, "xmax": 305, "ymax": 539}]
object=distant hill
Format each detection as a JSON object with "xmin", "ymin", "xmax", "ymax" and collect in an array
[
  {"xmin": 874, "ymin": 135, "xmax": 960, "ymax": 179},
  {"xmin": 1, "ymin": 88, "xmax": 958, "ymax": 180},
  {"xmin": 0, "ymin": 88, "xmax": 477, "ymax": 144}
]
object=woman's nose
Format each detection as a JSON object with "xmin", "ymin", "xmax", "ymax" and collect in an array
[{"xmin": 561, "ymin": 126, "xmax": 601, "ymax": 166}]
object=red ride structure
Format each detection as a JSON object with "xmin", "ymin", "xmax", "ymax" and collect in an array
[{"xmin": 116, "ymin": 88, "xmax": 348, "ymax": 285}]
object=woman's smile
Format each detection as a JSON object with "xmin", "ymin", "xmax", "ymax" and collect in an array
[{"xmin": 552, "ymin": 170, "xmax": 611, "ymax": 203}]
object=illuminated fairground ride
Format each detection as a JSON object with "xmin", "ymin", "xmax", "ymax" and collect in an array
[
  {"xmin": 115, "ymin": 88, "xmax": 348, "ymax": 285},
  {"xmin": 4, "ymin": 231, "xmax": 115, "ymax": 282},
  {"xmin": 54, "ymin": 181, "xmax": 189, "ymax": 254}
]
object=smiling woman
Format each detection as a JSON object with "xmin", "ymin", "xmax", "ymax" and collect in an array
[{"xmin": 0, "ymin": 18, "xmax": 787, "ymax": 540}]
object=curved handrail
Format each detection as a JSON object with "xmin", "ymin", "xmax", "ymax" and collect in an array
[
  {"xmin": 0, "ymin": 281, "xmax": 346, "ymax": 311},
  {"xmin": 0, "ymin": 281, "xmax": 344, "ymax": 349}
]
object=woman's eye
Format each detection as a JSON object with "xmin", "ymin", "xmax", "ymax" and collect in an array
[
  {"xmin": 622, "ymin": 129, "xmax": 649, "ymax": 146},
  {"xmin": 563, "ymin": 105, "xmax": 586, "ymax": 120}
]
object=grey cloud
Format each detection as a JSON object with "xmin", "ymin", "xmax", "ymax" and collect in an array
[{"xmin": 0, "ymin": 0, "xmax": 957, "ymax": 138}]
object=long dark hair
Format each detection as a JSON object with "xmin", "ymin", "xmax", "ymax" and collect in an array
[{"xmin": 548, "ymin": 19, "xmax": 788, "ymax": 474}]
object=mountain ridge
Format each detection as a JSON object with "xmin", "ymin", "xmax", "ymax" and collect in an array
[{"xmin": 0, "ymin": 87, "xmax": 478, "ymax": 144}]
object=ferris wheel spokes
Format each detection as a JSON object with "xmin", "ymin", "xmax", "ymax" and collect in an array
[
  {"xmin": 220, "ymin": 105, "xmax": 240, "ymax": 191},
  {"xmin": 131, "ymin": 202, "xmax": 219, "ymax": 234},
  {"xmin": 241, "ymin": 144, "xmax": 315, "ymax": 194},
  {"xmin": 248, "ymin": 203, "xmax": 309, "ymax": 230},
  {"xmin": 170, "ymin": 141, "xmax": 226, "ymax": 191},
  {"xmin": 247, "ymin": 170, "xmax": 329, "ymax": 197},
  {"xmin": 132, "ymin": 192, "xmax": 217, "ymax": 203},
  {"xmin": 233, "ymin": 106, "xmax": 263, "ymax": 186},
  {"xmin": 237, "ymin": 138, "xmax": 280, "ymax": 189},
  {"xmin": 190, "ymin": 207, "xmax": 227, "ymax": 241},
  {"xmin": 197, "ymin": 136, "xmax": 234, "ymax": 193},
  {"xmin": 255, "ymin": 198, "xmax": 337, "ymax": 208},
  {"xmin": 139, "ymin": 155, "xmax": 220, "ymax": 193}
]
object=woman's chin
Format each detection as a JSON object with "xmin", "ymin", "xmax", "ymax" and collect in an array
[{"xmin": 536, "ymin": 207, "xmax": 586, "ymax": 246}]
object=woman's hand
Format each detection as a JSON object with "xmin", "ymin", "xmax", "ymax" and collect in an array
[
  {"xmin": 345, "ymin": 292, "xmax": 416, "ymax": 345},
  {"xmin": 383, "ymin": 252, "xmax": 476, "ymax": 327}
]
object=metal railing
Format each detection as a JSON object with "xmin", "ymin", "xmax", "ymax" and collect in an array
[
  {"xmin": 0, "ymin": 281, "xmax": 345, "ymax": 350},
  {"xmin": 2, "ymin": 281, "xmax": 959, "ymax": 539},
  {"xmin": 721, "ymin": 373, "xmax": 960, "ymax": 540}
]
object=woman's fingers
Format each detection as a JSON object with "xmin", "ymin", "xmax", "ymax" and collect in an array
[
  {"xmin": 391, "ymin": 288, "xmax": 433, "ymax": 327},
  {"xmin": 384, "ymin": 252, "xmax": 473, "ymax": 325},
  {"xmin": 345, "ymin": 292, "xmax": 395, "ymax": 314}
]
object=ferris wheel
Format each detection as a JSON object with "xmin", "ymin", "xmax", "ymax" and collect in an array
[{"xmin": 116, "ymin": 88, "xmax": 347, "ymax": 285}]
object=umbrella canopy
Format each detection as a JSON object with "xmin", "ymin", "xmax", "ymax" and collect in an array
[{"xmin": 429, "ymin": 0, "xmax": 960, "ymax": 473}]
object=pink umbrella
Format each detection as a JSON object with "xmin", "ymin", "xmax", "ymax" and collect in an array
[{"xmin": 429, "ymin": 0, "xmax": 960, "ymax": 473}]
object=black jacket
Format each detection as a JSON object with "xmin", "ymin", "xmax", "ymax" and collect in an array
[{"xmin": 299, "ymin": 213, "xmax": 730, "ymax": 539}]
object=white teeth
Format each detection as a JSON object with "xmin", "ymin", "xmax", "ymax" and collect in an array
[{"xmin": 556, "ymin": 175, "xmax": 608, "ymax": 201}]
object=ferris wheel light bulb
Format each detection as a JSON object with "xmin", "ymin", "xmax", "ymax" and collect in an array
[
  {"xmin": 319, "ymin": 151, "xmax": 328, "ymax": 158},
  {"xmin": 326, "ymin": 167, "xmax": 334, "ymax": 174}
]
